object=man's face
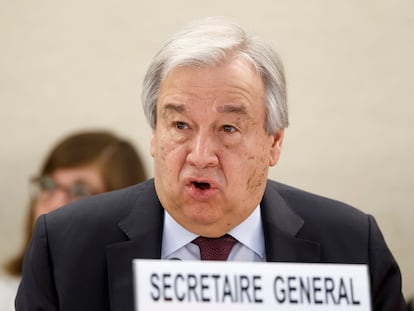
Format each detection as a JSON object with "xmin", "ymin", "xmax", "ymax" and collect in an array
[{"xmin": 151, "ymin": 56, "xmax": 284, "ymax": 237}]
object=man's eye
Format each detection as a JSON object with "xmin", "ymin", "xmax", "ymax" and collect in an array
[
  {"xmin": 175, "ymin": 122, "xmax": 187, "ymax": 130},
  {"xmin": 223, "ymin": 125, "xmax": 235, "ymax": 133}
]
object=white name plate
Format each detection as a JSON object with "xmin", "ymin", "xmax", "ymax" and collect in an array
[{"xmin": 133, "ymin": 260, "xmax": 371, "ymax": 311}]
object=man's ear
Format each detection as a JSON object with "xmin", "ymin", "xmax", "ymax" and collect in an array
[
  {"xmin": 150, "ymin": 130, "xmax": 156, "ymax": 158},
  {"xmin": 269, "ymin": 129, "xmax": 284, "ymax": 166}
]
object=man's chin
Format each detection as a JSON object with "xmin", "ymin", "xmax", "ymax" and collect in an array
[{"xmin": 183, "ymin": 213, "xmax": 233, "ymax": 237}]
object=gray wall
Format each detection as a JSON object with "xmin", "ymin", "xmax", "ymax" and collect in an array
[{"xmin": 1, "ymin": 0, "xmax": 413, "ymax": 298}]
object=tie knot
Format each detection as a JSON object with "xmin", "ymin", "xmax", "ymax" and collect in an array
[{"xmin": 192, "ymin": 234, "xmax": 237, "ymax": 261}]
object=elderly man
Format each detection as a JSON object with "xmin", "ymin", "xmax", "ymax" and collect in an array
[{"xmin": 16, "ymin": 17, "xmax": 407, "ymax": 311}]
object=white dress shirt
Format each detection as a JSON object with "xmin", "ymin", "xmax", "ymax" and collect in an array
[{"xmin": 161, "ymin": 205, "xmax": 265, "ymax": 261}]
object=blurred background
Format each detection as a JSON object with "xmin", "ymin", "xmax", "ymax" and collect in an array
[{"xmin": 1, "ymin": 0, "xmax": 413, "ymax": 298}]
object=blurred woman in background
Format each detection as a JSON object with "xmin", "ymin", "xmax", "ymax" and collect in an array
[{"xmin": 0, "ymin": 130, "xmax": 147, "ymax": 310}]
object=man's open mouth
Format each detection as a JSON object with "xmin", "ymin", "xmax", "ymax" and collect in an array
[{"xmin": 192, "ymin": 181, "xmax": 211, "ymax": 190}]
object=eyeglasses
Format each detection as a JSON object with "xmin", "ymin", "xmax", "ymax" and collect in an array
[{"xmin": 30, "ymin": 175, "xmax": 94, "ymax": 202}]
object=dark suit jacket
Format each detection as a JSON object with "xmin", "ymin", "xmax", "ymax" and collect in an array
[{"xmin": 16, "ymin": 179, "xmax": 407, "ymax": 310}]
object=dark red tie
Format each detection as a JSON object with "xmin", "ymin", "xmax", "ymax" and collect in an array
[{"xmin": 192, "ymin": 234, "xmax": 237, "ymax": 261}]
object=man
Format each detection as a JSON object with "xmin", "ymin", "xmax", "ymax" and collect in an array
[{"xmin": 16, "ymin": 17, "xmax": 407, "ymax": 310}]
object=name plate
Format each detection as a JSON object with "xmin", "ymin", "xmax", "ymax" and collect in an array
[{"xmin": 133, "ymin": 260, "xmax": 371, "ymax": 311}]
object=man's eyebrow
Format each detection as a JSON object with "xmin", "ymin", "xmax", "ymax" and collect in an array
[
  {"xmin": 162, "ymin": 103, "xmax": 248, "ymax": 115},
  {"xmin": 163, "ymin": 103, "xmax": 187, "ymax": 113},
  {"xmin": 217, "ymin": 104, "xmax": 247, "ymax": 114}
]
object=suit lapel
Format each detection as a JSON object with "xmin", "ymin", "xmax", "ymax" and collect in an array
[
  {"xmin": 105, "ymin": 180, "xmax": 321, "ymax": 310},
  {"xmin": 261, "ymin": 182, "xmax": 321, "ymax": 263},
  {"xmin": 106, "ymin": 181, "xmax": 164, "ymax": 311}
]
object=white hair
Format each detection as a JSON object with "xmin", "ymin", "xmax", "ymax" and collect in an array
[{"xmin": 142, "ymin": 16, "xmax": 288, "ymax": 134}]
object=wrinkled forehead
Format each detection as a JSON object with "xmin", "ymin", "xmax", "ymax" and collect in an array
[{"xmin": 156, "ymin": 63, "xmax": 267, "ymax": 129}]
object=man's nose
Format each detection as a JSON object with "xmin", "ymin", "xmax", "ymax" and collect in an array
[{"xmin": 186, "ymin": 131, "xmax": 219, "ymax": 168}]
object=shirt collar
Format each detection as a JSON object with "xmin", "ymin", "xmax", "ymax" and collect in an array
[
  {"xmin": 162, "ymin": 212, "xmax": 198, "ymax": 258},
  {"xmin": 161, "ymin": 205, "xmax": 265, "ymax": 259},
  {"xmin": 228, "ymin": 205, "xmax": 265, "ymax": 258}
]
